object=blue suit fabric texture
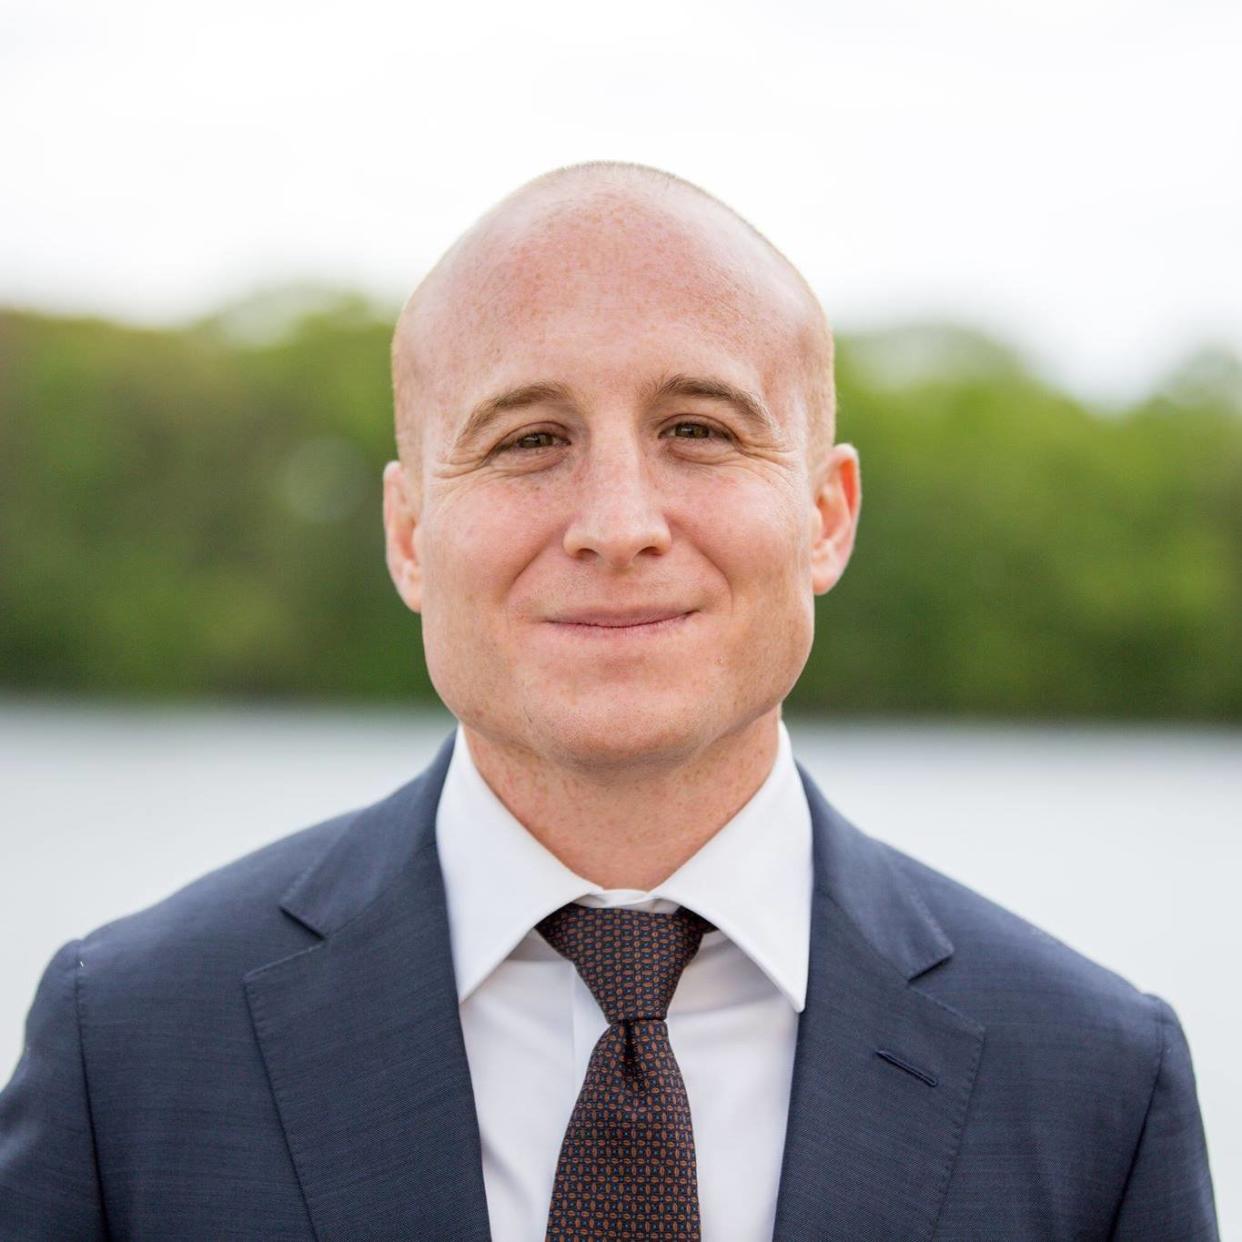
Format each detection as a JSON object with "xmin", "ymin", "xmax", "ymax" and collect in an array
[{"xmin": 0, "ymin": 731, "xmax": 1220, "ymax": 1239}]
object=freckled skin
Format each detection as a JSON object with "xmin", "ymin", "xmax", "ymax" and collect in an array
[{"xmin": 383, "ymin": 172, "xmax": 861, "ymax": 888}]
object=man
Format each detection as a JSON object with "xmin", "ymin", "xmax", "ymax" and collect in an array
[{"xmin": 0, "ymin": 162, "xmax": 1219, "ymax": 1239}]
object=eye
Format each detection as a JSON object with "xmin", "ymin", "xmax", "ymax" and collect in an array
[
  {"xmin": 663, "ymin": 420, "xmax": 730, "ymax": 442},
  {"xmin": 497, "ymin": 429, "xmax": 565, "ymax": 453}
]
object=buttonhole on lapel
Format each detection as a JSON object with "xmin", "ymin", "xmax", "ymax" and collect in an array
[{"xmin": 875, "ymin": 1048, "xmax": 938, "ymax": 1087}]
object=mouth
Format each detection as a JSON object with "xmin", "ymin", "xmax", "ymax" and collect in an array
[{"xmin": 545, "ymin": 608, "xmax": 696, "ymax": 635}]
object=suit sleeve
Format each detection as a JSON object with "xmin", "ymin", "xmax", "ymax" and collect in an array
[
  {"xmin": 1109, "ymin": 993, "xmax": 1220, "ymax": 1241},
  {"xmin": 0, "ymin": 939, "xmax": 108, "ymax": 1240}
]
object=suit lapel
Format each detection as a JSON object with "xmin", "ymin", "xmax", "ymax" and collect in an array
[
  {"xmin": 243, "ymin": 732, "xmax": 492, "ymax": 1241},
  {"xmin": 772, "ymin": 765, "xmax": 985, "ymax": 1241}
]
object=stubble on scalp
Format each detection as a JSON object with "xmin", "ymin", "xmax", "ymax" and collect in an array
[{"xmin": 390, "ymin": 161, "xmax": 837, "ymax": 493}]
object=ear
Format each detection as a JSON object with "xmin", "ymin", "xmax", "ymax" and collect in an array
[
  {"xmin": 382, "ymin": 460, "xmax": 424, "ymax": 613},
  {"xmin": 809, "ymin": 443, "xmax": 861, "ymax": 595}
]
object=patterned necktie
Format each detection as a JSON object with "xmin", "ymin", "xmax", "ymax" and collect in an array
[{"xmin": 535, "ymin": 902, "xmax": 715, "ymax": 1240}]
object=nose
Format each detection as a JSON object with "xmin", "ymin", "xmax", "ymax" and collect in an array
[{"xmin": 562, "ymin": 437, "xmax": 672, "ymax": 568}]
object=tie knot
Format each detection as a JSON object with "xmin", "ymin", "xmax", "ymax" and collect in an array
[{"xmin": 536, "ymin": 903, "xmax": 714, "ymax": 1024}]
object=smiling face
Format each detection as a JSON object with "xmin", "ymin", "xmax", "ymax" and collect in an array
[{"xmin": 384, "ymin": 175, "xmax": 860, "ymax": 772}]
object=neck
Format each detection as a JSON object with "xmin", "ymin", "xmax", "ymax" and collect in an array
[{"xmin": 461, "ymin": 710, "xmax": 782, "ymax": 891}]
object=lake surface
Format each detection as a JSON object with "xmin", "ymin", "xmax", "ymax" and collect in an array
[{"xmin": 2, "ymin": 700, "xmax": 1238, "ymax": 1230}]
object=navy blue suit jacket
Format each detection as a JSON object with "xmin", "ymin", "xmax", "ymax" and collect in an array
[{"xmin": 0, "ymin": 732, "xmax": 1219, "ymax": 1238}]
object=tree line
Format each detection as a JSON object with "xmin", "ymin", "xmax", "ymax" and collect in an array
[{"xmin": 2, "ymin": 289, "xmax": 1239, "ymax": 719}]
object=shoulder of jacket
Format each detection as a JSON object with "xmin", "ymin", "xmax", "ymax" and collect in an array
[
  {"xmin": 75, "ymin": 807, "xmax": 358, "ymax": 985},
  {"xmin": 882, "ymin": 840, "xmax": 1160, "ymax": 1040}
]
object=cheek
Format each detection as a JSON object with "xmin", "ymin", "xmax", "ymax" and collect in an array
[
  {"xmin": 420, "ymin": 487, "xmax": 550, "ymax": 619},
  {"xmin": 680, "ymin": 474, "xmax": 816, "ymax": 676},
  {"xmin": 416, "ymin": 489, "xmax": 552, "ymax": 711},
  {"xmin": 683, "ymin": 473, "xmax": 810, "ymax": 593}
]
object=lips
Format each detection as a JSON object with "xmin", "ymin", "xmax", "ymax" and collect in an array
[{"xmin": 548, "ymin": 608, "xmax": 693, "ymax": 627}]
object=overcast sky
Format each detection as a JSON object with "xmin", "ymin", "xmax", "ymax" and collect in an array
[{"xmin": 3, "ymin": 0, "xmax": 1239, "ymax": 403}]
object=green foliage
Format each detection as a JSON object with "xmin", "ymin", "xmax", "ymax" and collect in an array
[{"xmin": 2, "ymin": 294, "xmax": 1238, "ymax": 718}]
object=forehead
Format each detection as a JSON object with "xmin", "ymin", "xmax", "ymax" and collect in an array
[{"xmin": 406, "ymin": 189, "xmax": 814, "ymax": 433}]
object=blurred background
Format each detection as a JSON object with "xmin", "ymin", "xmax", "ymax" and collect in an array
[{"xmin": 2, "ymin": 0, "xmax": 1239, "ymax": 1227}]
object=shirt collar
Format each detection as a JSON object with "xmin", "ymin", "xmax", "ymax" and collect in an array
[{"xmin": 435, "ymin": 720, "xmax": 812, "ymax": 1013}]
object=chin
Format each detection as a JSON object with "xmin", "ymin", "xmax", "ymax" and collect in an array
[{"xmin": 527, "ymin": 697, "xmax": 716, "ymax": 773}]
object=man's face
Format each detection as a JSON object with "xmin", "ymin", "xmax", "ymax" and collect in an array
[{"xmin": 384, "ymin": 192, "xmax": 859, "ymax": 770}]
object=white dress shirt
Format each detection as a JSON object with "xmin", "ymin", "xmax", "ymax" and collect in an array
[{"xmin": 435, "ymin": 718, "xmax": 813, "ymax": 1242}]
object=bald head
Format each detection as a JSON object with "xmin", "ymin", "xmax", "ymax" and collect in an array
[{"xmin": 391, "ymin": 161, "xmax": 836, "ymax": 483}]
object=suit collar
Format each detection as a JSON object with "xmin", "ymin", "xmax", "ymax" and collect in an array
[
  {"xmin": 796, "ymin": 758, "xmax": 954, "ymax": 981},
  {"xmin": 274, "ymin": 732, "xmax": 953, "ymax": 985},
  {"xmin": 275, "ymin": 730, "xmax": 455, "ymax": 938}
]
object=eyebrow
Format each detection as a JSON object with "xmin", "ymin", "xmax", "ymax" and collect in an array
[
  {"xmin": 451, "ymin": 372, "xmax": 778, "ymax": 453},
  {"xmin": 641, "ymin": 373, "xmax": 778, "ymax": 438},
  {"xmin": 452, "ymin": 382, "xmax": 576, "ymax": 453}
]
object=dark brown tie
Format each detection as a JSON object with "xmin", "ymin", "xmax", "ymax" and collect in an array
[{"xmin": 535, "ymin": 902, "xmax": 715, "ymax": 1240}]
